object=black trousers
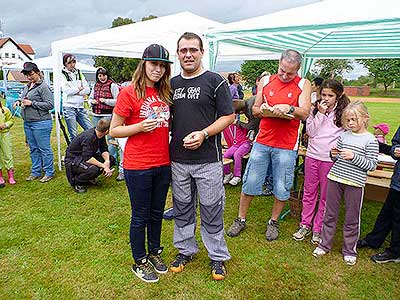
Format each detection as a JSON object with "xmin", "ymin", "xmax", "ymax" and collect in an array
[
  {"xmin": 65, "ymin": 154, "xmax": 116, "ymax": 186},
  {"xmin": 365, "ymin": 188, "xmax": 400, "ymax": 256}
]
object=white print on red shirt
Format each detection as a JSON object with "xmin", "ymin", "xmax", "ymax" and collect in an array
[{"xmin": 139, "ymin": 95, "xmax": 170, "ymax": 128}]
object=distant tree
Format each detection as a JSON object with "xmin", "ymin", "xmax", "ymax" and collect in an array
[
  {"xmin": 313, "ymin": 59, "xmax": 353, "ymax": 80},
  {"xmin": 357, "ymin": 59, "xmax": 400, "ymax": 93},
  {"xmin": 240, "ymin": 60, "xmax": 279, "ymax": 86},
  {"xmin": 142, "ymin": 15, "xmax": 157, "ymax": 21},
  {"xmin": 112, "ymin": 17, "xmax": 134, "ymax": 28},
  {"xmin": 93, "ymin": 16, "xmax": 158, "ymax": 83}
]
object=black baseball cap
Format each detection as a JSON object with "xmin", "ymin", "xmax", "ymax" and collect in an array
[
  {"xmin": 142, "ymin": 44, "xmax": 173, "ymax": 64},
  {"xmin": 21, "ymin": 62, "xmax": 40, "ymax": 74}
]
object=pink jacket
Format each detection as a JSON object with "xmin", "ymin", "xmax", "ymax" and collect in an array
[
  {"xmin": 306, "ymin": 110, "xmax": 344, "ymax": 162},
  {"xmin": 223, "ymin": 124, "xmax": 249, "ymax": 148}
]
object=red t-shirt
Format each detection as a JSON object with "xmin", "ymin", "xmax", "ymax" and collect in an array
[
  {"xmin": 113, "ymin": 85, "xmax": 170, "ymax": 170},
  {"xmin": 256, "ymin": 75, "xmax": 304, "ymax": 150}
]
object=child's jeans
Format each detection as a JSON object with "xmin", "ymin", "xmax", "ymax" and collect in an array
[{"xmin": 223, "ymin": 141, "xmax": 251, "ymax": 177}]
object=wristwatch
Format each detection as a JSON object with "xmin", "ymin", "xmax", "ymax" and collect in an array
[
  {"xmin": 202, "ymin": 130, "xmax": 209, "ymax": 140},
  {"xmin": 288, "ymin": 105, "xmax": 295, "ymax": 114}
]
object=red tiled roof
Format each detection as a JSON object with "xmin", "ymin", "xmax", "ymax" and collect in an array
[
  {"xmin": 0, "ymin": 38, "xmax": 10, "ymax": 48},
  {"xmin": 8, "ymin": 70, "xmax": 29, "ymax": 82},
  {"xmin": 19, "ymin": 44, "xmax": 35, "ymax": 55}
]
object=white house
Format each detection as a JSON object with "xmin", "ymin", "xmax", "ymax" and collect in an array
[{"xmin": 0, "ymin": 37, "xmax": 35, "ymax": 68}]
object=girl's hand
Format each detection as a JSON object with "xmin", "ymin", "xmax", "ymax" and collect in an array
[
  {"xmin": 0, "ymin": 123, "xmax": 6, "ymax": 130},
  {"xmin": 330, "ymin": 147, "xmax": 340, "ymax": 156},
  {"xmin": 140, "ymin": 119, "xmax": 158, "ymax": 132},
  {"xmin": 340, "ymin": 149, "xmax": 354, "ymax": 160},
  {"xmin": 317, "ymin": 100, "xmax": 328, "ymax": 114}
]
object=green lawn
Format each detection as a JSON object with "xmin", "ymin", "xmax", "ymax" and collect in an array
[{"xmin": 0, "ymin": 101, "xmax": 399, "ymax": 300}]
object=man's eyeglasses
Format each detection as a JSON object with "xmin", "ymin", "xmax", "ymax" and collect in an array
[{"xmin": 178, "ymin": 47, "xmax": 200, "ymax": 55}]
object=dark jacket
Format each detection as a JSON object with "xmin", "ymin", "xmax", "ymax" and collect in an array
[
  {"xmin": 390, "ymin": 126, "xmax": 400, "ymax": 191},
  {"xmin": 65, "ymin": 128, "xmax": 108, "ymax": 165},
  {"xmin": 20, "ymin": 79, "xmax": 54, "ymax": 122}
]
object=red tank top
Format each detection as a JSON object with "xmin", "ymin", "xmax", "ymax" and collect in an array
[{"xmin": 256, "ymin": 74, "xmax": 304, "ymax": 150}]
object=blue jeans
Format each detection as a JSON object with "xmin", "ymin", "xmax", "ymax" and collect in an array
[
  {"xmin": 91, "ymin": 115, "xmax": 116, "ymax": 160},
  {"xmin": 24, "ymin": 119, "xmax": 55, "ymax": 177},
  {"xmin": 242, "ymin": 142, "xmax": 297, "ymax": 200},
  {"xmin": 63, "ymin": 107, "xmax": 93, "ymax": 141},
  {"xmin": 124, "ymin": 165, "xmax": 171, "ymax": 263}
]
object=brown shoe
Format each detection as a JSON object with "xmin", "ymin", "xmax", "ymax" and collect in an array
[{"xmin": 39, "ymin": 175, "xmax": 54, "ymax": 183}]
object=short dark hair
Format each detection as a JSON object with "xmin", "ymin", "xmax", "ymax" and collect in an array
[
  {"xmin": 177, "ymin": 32, "xmax": 203, "ymax": 51},
  {"xmin": 313, "ymin": 77, "xmax": 324, "ymax": 87},
  {"xmin": 96, "ymin": 118, "xmax": 111, "ymax": 133}
]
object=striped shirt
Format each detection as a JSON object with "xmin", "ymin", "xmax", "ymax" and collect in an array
[{"xmin": 328, "ymin": 130, "xmax": 378, "ymax": 187}]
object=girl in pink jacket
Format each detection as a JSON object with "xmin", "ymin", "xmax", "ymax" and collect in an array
[{"xmin": 292, "ymin": 79, "xmax": 350, "ymax": 244}]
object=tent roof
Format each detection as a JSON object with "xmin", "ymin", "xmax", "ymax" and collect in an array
[
  {"xmin": 206, "ymin": 0, "xmax": 400, "ymax": 59},
  {"xmin": 3, "ymin": 56, "xmax": 96, "ymax": 72}
]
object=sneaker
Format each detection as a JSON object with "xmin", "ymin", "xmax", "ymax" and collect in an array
[
  {"xmin": 73, "ymin": 185, "xmax": 87, "ymax": 193},
  {"xmin": 170, "ymin": 253, "xmax": 192, "ymax": 273},
  {"xmin": 226, "ymin": 218, "xmax": 246, "ymax": 237},
  {"xmin": 311, "ymin": 232, "xmax": 322, "ymax": 245},
  {"xmin": 223, "ymin": 173, "xmax": 233, "ymax": 184},
  {"xmin": 312, "ymin": 247, "xmax": 327, "ymax": 258},
  {"xmin": 39, "ymin": 175, "xmax": 54, "ymax": 183},
  {"xmin": 26, "ymin": 175, "xmax": 41, "ymax": 181},
  {"xmin": 344, "ymin": 255, "xmax": 357, "ymax": 266},
  {"xmin": 148, "ymin": 248, "xmax": 168, "ymax": 274},
  {"xmin": 371, "ymin": 249, "xmax": 400, "ymax": 264},
  {"xmin": 229, "ymin": 176, "xmax": 241, "ymax": 186},
  {"xmin": 261, "ymin": 187, "xmax": 273, "ymax": 196},
  {"xmin": 116, "ymin": 172, "xmax": 125, "ymax": 181},
  {"xmin": 266, "ymin": 219, "xmax": 279, "ymax": 241},
  {"xmin": 292, "ymin": 225, "xmax": 311, "ymax": 241},
  {"xmin": 210, "ymin": 260, "xmax": 226, "ymax": 281},
  {"xmin": 132, "ymin": 258, "xmax": 159, "ymax": 283}
]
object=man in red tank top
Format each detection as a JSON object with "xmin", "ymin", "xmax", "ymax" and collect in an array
[{"xmin": 227, "ymin": 49, "xmax": 311, "ymax": 241}]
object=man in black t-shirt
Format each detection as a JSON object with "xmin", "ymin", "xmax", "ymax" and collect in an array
[
  {"xmin": 169, "ymin": 32, "xmax": 235, "ymax": 281},
  {"xmin": 65, "ymin": 118, "xmax": 115, "ymax": 193}
]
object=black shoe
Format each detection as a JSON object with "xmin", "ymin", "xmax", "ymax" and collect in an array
[
  {"xmin": 74, "ymin": 185, "xmax": 87, "ymax": 193},
  {"xmin": 170, "ymin": 253, "xmax": 192, "ymax": 273},
  {"xmin": 371, "ymin": 249, "xmax": 400, "ymax": 264},
  {"xmin": 132, "ymin": 258, "xmax": 159, "ymax": 283},
  {"xmin": 356, "ymin": 239, "xmax": 370, "ymax": 249},
  {"xmin": 148, "ymin": 248, "xmax": 168, "ymax": 274},
  {"xmin": 210, "ymin": 260, "xmax": 227, "ymax": 281}
]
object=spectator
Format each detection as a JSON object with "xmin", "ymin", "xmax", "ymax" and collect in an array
[
  {"xmin": 357, "ymin": 126, "xmax": 400, "ymax": 264},
  {"xmin": 61, "ymin": 53, "xmax": 92, "ymax": 141},
  {"xmin": 15, "ymin": 62, "xmax": 55, "ymax": 183},
  {"xmin": 64, "ymin": 118, "xmax": 116, "ymax": 193},
  {"xmin": 226, "ymin": 49, "xmax": 311, "ymax": 240},
  {"xmin": 312, "ymin": 101, "xmax": 378, "ymax": 266}
]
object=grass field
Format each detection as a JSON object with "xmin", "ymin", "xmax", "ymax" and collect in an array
[{"xmin": 0, "ymin": 100, "xmax": 399, "ymax": 300}]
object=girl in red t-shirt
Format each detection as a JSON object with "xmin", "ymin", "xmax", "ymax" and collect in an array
[{"xmin": 110, "ymin": 44, "xmax": 173, "ymax": 283}]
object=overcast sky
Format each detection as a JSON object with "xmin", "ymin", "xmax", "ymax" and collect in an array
[
  {"xmin": 1, "ymin": 0, "xmax": 366, "ymax": 76},
  {"xmin": 2, "ymin": 0, "xmax": 319, "ymax": 58}
]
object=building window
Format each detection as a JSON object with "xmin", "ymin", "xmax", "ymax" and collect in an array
[
  {"xmin": 12, "ymin": 53, "xmax": 16, "ymax": 58},
  {"xmin": 5, "ymin": 53, "xmax": 9, "ymax": 58}
]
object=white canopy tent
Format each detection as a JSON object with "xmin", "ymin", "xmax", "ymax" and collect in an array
[
  {"xmin": 206, "ymin": 0, "xmax": 400, "ymax": 74},
  {"xmin": 2, "ymin": 56, "xmax": 96, "ymax": 87},
  {"xmin": 50, "ymin": 11, "xmax": 277, "ymax": 170}
]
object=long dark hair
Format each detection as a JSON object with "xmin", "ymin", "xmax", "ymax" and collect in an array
[
  {"xmin": 314, "ymin": 79, "xmax": 350, "ymax": 127},
  {"xmin": 0, "ymin": 100, "xmax": 4, "ymax": 114}
]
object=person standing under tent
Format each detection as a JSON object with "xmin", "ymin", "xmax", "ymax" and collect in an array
[{"xmin": 61, "ymin": 53, "xmax": 92, "ymax": 142}]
